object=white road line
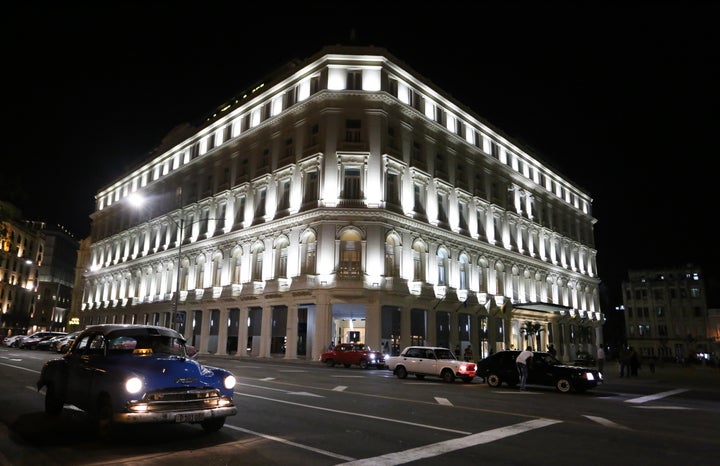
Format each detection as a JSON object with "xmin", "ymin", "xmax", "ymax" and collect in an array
[
  {"xmin": 333, "ymin": 386, "xmax": 348, "ymax": 391},
  {"xmin": 583, "ymin": 415, "xmax": 631, "ymax": 430},
  {"xmin": 234, "ymin": 392, "xmax": 470, "ymax": 435},
  {"xmin": 337, "ymin": 418, "xmax": 561, "ymax": 466},
  {"xmin": 632, "ymin": 405, "xmax": 694, "ymax": 410},
  {"xmin": 260, "ymin": 377, "xmax": 275, "ymax": 381},
  {"xmin": 224, "ymin": 424, "xmax": 355, "ymax": 462},
  {"xmin": 624, "ymin": 388, "xmax": 688, "ymax": 404},
  {"xmin": 434, "ymin": 397, "xmax": 453, "ymax": 406}
]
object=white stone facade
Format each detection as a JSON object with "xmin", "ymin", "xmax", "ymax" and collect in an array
[{"xmin": 79, "ymin": 46, "xmax": 605, "ymax": 362}]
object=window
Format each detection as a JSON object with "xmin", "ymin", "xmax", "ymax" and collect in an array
[
  {"xmin": 251, "ymin": 243, "xmax": 264, "ymax": 281},
  {"xmin": 303, "ymin": 170, "xmax": 318, "ymax": 204},
  {"xmin": 339, "ymin": 230, "xmax": 362, "ymax": 278},
  {"xmin": 412, "ymin": 240, "xmax": 426, "ymax": 282},
  {"xmin": 309, "ymin": 124, "xmax": 319, "ymax": 147},
  {"xmin": 437, "ymin": 248, "xmax": 448, "ymax": 286},
  {"xmin": 346, "ymin": 70, "xmax": 362, "ymax": 90},
  {"xmin": 385, "ymin": 171, "xmax": 400, "ymax": 206},
  {"xmin": 413, "ymin": 183, "xmax": 426, "ymax": 214},
  {"xmin": 278, "ymin": 179, "xmax": 291, "ymax": 211},
  {"xmin": 343, "ymin": 167, "xmax": 361, "ymax": 200},
  {"xmin": 345, "ymin": 119, "xmax": 361, "ymax": 143}
]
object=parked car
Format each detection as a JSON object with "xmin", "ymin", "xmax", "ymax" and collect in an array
[
  {"xmin": 2, "ymin": 335, "xmax": 24, "ymax": 347},
  {"xmin": 385, "ymin": 346, "xmax": 476, "ymax": 383},
  {"xmin": 476, "ymin": 350, "xmax": 603, "ymax": 393},
  {"xmin": 54, "ymin": 331, "xmax": 81, "ymax": 353},
  {"xmin": 36, "ymin": 324, "xmax": 237, "ymax": 437},
  {"xmin": 37, "ymin": 333, "xmax": 69, "ymax": 351},
  {"xmin": 19, "ymin": 331, "xmax": 67, "ymax": 349},
  {"xmin": 321, "ymin": 343, "xmax": 385, "ymax": 369}
]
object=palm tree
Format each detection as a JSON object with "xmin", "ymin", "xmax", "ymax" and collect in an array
[{"xmin": 520, "ymin": 321, "xmax": 543, "ymax": 349}]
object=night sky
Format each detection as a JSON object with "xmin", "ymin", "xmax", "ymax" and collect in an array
[{"xmin": 5, "ymin": 3, "xmax": 719, "ymax": 308}]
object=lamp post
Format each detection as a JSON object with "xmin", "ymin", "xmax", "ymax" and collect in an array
[
  {"xmin": 172, "ymin": 216, "xmax": 184, "ymax": 332},
  {"xmin": 129, "ymin": 191, "xmax": 185, "ymax": 333}
]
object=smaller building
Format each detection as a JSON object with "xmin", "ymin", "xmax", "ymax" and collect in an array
[
  {"xmin": 622, "ymin": 264, "xmax": 709, "ymax": 362},
  {"xmin": 0, "ymin": 201, "xmax": 44, "ymax": 337}
]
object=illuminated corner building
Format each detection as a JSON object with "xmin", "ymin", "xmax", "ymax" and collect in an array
[
  {"xmin": 0, "ymin": 201, "xmax": 43, "ymax": 337},
  {"xmin": 80, "ymin": 45, "xmax": 604, "ymax": 362},
  {"xmin": 622, "ymin": 265, "xmax": 711, "ymax": 361}
]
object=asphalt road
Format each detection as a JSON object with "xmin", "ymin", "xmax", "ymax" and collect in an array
[{"xmin": 1, "ymin": 347, "xmax": 718, "ymax": 465}]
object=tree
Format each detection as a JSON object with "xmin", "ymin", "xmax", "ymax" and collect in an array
[{"xmin": 520, "ymin": 321, "xmax": 543, "ymax": 349}]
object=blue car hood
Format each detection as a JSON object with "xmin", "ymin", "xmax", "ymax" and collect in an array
[{"xmin": 105, "ymin": 355, "xmax": 229, "ymax": 390}]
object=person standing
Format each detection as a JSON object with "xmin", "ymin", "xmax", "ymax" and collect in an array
[
  {"xmin": 619, "ymin": 346, "xmax": 630, "ymax": 377},
  {"xmin": 547, "ymin": 344, "xmax": 557, "ymax": 357},
  {"xmin": 516, "ymin": 346, "xmax": 533, "ymax": 390},
  {"xmin": 597, "ymin": 345, "xmax": 606, "ymax": 373}
]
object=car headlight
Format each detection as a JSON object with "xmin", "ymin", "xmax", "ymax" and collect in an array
[
  {"xmin": 369, "ymin": 354, "xmax": 376, "ymax": 360},
  {"xmin": 224, "ymin": 375, "xmax": 236, "ymax": 390},
  {"xmin": 585, "ymin": 372, "xmax": 596, "ymax": 381},
  {"xmin": 126, "ymin": 377, "xmax": 143, "ymax": 394}
]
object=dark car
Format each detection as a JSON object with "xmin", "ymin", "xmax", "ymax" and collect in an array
[
  {"xmin": 19, "ymin": 331, "xmax": 67, "ymax": 349},
  {"xmin": 36, "ymin": 324, "xmax": 237, "ymax": 437},
  {"xmin": 476, "ymin": 350, "xmax": 603, "ymax": 393},
  {"xmin": 573, "ymin": 351, "xmax": 596, "ymax": 367}
]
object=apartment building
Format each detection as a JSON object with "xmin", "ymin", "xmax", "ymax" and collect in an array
[
  {"xmin": 0, "ymin": 201, "xmax": 43, "ymax": 337},
  {"xmin": 77, "ymin": 45, "xmax": 604, "ymax": 362},
  {"xmin": 622, "ymin": 264, "xmax": 710, "ymax": 361}
]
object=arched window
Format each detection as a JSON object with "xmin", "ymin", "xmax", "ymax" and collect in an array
[
  {"xmin": 230, "ymin": 246, "xmax": 243, "ymax": 284},
  {"xmin": 212, "ymin": 251, "xmax": 223, "ymax": 287},
  {"xmin": 300, "ymin": 230, "xmax": 317, "ymax": 275},
  {"xmin": 195, "ymin": 255, "xmax": 206, "ymax": 289},
  {"xmin": 412, "ymin": 239, "xmax": 427, "ymax": 282},
  {"xmin": 437, "ymin": 247, "xmax": 449, "ymax": 286},
  {"xmin": 459, "ymin": 254, "xmax": 469, "ymax": 290},
  {"xmin": 251, "ymin": 242, "xmax": 264, "ymax": 281},
  {"xmin": 385, "ymin": 233, "xmax": 401, "ymax": 277},
  {"xmin": 274, "ymin": 236, "xmax": 290, "ymax": 278},
  {"xmin": 339, "ymin": 230, "xmax": 362, "ymax": 278}
]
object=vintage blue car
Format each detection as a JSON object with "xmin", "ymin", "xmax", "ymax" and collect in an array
[{"xmin": 36, "ymin": 324, "xmax": 237, "ymax": 437}]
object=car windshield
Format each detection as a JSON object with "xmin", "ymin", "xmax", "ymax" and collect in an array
[{"xmin": 107, "ymin": 333, "xmax": 188, "ymax": 357}]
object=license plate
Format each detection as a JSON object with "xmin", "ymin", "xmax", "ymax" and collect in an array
[{"xmin": 175, "ymin": 412, "xmax": 205, "ymax": 423}]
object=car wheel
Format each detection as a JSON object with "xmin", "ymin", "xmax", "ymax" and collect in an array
[
  {"xmin": 555, "ymin": 378, "xmax": 572, "ymax": 393},
  {"xmin": 44, "ymin": 383, "xmax": 63, "ymax": 415},
  {"xmin": 201, "ymin": 417, "xmax": 226, "ymax": 433},
  {"xmin": 441, "ymin": 369, "xmax": 455, "ymax": 383},
  {"xmin": 325, "ymin": 359, "xmax": 335, "ymax": 367},
  {"xmin": 395, "ymin": 366, "xmax": 408, "ymax": 379},
  {"xmin": 415, "ymin": 374, "xmax": 425, "ymax": 380},
  {"xmin": 359, "ymin": 360, "xmax": 368, "ymax": 369},
  {"xmin": 96, "ymin": 394, "xmax": 115, "ymax": 439},
  {"xmin": 487, "ymin": 373, "xmax": 502, "ymax": 387}
]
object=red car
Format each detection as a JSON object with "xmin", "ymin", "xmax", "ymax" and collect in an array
[{"xmin": 321, "ymin": 343, "xmax": 385, "ymax": 369}]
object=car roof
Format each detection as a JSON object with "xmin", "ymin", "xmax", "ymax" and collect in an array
[{"xmin": 81, "ymin": 324, "xmax": 182, "ymax": 338}]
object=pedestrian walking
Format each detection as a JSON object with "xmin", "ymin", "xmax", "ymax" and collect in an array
[
  {"xmin": 516, "ymin": 346, "xmax": 533, "ymax": 390},
  {"xmin": 619, "ymin": 346, "xmax": 630, "ymax": 377}
]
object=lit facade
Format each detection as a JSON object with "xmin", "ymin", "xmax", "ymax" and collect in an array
[
  {"xmin": 79, "ymin": 46, "xmax": 604, "ymax": 362},
  {"xmin": 0, "ymin": 201, "xmax": 43, "ymax": 337}
]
